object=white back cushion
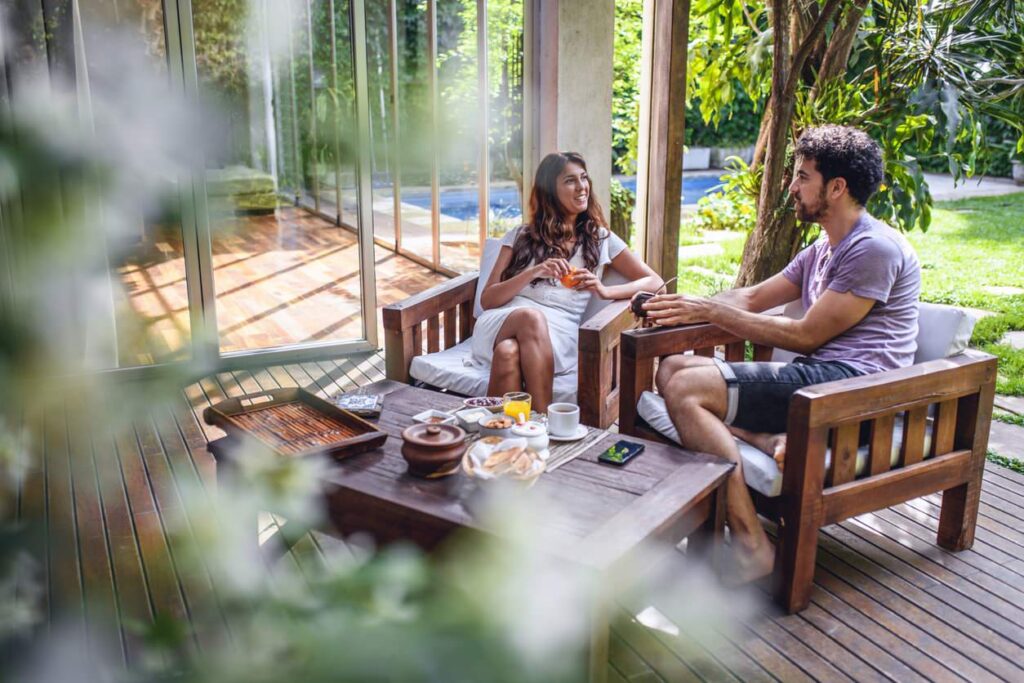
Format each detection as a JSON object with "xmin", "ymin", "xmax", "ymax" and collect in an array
[
  {"xmin": 915, "ymin": 302, "xmax": 976, "ymax": 362},
  {"xmin": 473, "ymin": 238, "xmax": 504, "ymax": 319}
]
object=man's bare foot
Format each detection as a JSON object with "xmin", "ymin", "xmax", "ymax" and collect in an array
[
  {"xmin": 767, "ymin": 434, "xmax": 786, "ymax": 471},
  {"xmin": 725, "ymin": 541, "xmax": 775, "ymax": 586}
]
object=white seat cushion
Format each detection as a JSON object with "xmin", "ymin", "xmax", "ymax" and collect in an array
[
  {"xmin": 637, "ymin": 391, "xmax": 932, "ymax": 497},
  {"xmin": 409, "ymin": 340, "xmax": 578, "ymax": 403}
]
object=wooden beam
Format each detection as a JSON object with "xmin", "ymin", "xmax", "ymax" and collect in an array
[{"xmin": 638, "ymin": 0, "xmax": 690, "ymax": 286}]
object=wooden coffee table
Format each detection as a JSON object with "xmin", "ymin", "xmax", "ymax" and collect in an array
[
  {"xmin": 208, "ymin": 381, "xmax": 732, "ymax": 682},
  {"xmin": 321, "ymin": 382, "xmax": 733, "ymax": 682}
]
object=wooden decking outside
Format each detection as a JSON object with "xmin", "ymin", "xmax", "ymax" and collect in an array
[{"xmin": 10, "ymin": 351, "xmax": 1024, "ymax": 681}]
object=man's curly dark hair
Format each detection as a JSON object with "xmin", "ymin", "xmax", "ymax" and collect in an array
[{"xmin": 795, "ymin": 125, "xmax": 884, "ymax": 206}]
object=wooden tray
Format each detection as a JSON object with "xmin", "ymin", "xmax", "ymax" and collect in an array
[{"xmin": 203, "ymin": 388, "xmax": 387, "ymax": 460}]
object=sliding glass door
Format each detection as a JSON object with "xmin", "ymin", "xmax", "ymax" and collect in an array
[{"xmin": 181, "ymin": 0, "xmax": 378, "ymax": 359}]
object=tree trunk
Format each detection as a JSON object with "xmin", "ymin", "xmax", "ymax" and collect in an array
[
  {"xmin": 812, "ymin": 0, "xmax": 868, "ymax": 99},
  {"xmin": 736, "ymin": 0, "xmax": 797, "ymax": 287},
  {"xmin": 736, "ymin": 0, "xmax": 845, "ymax": 286}
]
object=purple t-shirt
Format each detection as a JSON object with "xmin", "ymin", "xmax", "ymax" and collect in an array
[{"xmin": 782, "ymin": 213, "xmax": 921, "ymax": 374}]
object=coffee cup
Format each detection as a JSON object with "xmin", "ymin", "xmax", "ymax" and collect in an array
[{"xmin": 547, "ymin": 402, "xmax": 580, "ymax": 437}]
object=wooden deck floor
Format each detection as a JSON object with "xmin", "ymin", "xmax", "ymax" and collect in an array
[{"xmin": 11, "ymin": 351, "xmax": 1024, "ymax": 681}]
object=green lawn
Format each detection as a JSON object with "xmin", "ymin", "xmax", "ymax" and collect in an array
[{"xmin": 677, "ymin": 191, "xmax": 1024, "ymax": 395}]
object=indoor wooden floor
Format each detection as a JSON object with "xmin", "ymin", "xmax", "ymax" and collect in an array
[
  {"xmin": 12, "ymin": 351, "xmax": 1024, "ymax": 681},
  {"xmin": 118, "ymin": 205, "xmax": 457, "ymax": 361}
]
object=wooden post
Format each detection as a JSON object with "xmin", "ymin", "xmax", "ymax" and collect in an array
[{"xmin": 636, "ymin": 0, "xmax": 690, "ymax": 287}]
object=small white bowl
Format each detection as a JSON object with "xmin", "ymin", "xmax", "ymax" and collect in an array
[
  {"xmin": 462, "ymin": 396, "xmax": 505, "ymax": 413},
  {"xmin": 455, "ymin": 407, "xmax": 491, "ymax": 432},
  {"xmin": 412, "ymin": 409, "xmax": 456, "ymax": 426},
  {"xmin": 478, "ymin": 414, "xmax": 516, "ymax": 438}
]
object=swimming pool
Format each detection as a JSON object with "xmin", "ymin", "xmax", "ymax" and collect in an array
[{"xmin": 399, "ymin": 174, "xmax": 725, "ymax": 221}]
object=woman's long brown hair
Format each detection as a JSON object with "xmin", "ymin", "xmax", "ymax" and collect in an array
[{"xmin": 500, "ymin": 152, "xmax": 608, "ymax": 284}]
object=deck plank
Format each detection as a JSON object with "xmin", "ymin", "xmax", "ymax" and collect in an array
[{"xmin": 32, "ymin": 350, "xmax": 1024, "ymax": 680}]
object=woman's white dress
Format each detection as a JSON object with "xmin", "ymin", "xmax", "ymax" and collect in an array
[{"xmin": 469, "ymin": 226, "xmax": 628, "ymax": 376}]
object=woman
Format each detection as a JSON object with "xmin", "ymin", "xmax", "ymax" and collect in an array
[{"xmin": 473, "ymin": 151, "xmax": 662, "ymax": 412}]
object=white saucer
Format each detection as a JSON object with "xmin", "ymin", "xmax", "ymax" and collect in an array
[{"xmin": 548, "ymin": 424, "xmax": 589, "ymax": 442}]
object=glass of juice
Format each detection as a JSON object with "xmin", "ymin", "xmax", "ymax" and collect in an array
[{"xmin": 502, "ymin": 392, "xmax": 532, "ymax": 423}]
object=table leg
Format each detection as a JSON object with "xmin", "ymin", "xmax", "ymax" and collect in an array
[
  {"xmin": 586, "ymin": 589, "xmax": 610, "ymax": 683},
  {"xmin": 686, "ymin": 479, "xmax": 727, "ymax": 571}
]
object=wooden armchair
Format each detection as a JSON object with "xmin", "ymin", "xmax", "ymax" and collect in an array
[
  {"xmin": 618, "ymin": 320, "xmax": 997, "ymax": 613},
  {"xmin": 382, "ymin": 271, "xmax": 638, "ymax": 429}
]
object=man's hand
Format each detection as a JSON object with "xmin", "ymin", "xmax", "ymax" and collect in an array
[{"xmin": 644, "ymin": 293, "xmax": 714, "ymax": 326}]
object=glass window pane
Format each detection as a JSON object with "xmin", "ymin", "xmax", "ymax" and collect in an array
[
  {"xmin": 487, "ymin": 0, "xmax": 524, "ymax": 239},
  {"xmin": 192, "ymin": 0, "xmax": 367, "ymax": 353},
  {"xmin": 396, "ymin": 0, "xmax": 433, "ymax": 260},
  {"xmin": 437, "ymin": 0, "xmax": 480, "ymax": 273},
  {"xmin": 366, "ymin": 0, "xmax": 398, "ymax": 245}
]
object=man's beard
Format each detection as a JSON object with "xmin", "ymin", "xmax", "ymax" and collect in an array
[{"xmin": 795, "ymin": 189, "xmax": 829, "ymax": 223}]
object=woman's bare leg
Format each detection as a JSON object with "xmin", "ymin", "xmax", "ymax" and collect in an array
[
  {"xmin": 490, "ymin": 308, "xmax": 554, "ymax": 412},
  {"xmin": 487, "ymin": 339, "xmax": 522, "ymax": 395}
]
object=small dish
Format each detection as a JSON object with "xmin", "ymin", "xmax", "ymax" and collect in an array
[
  {"xmin": 412, "ymin": 409, "xmax": 456, "ymax": 426},
  {"xmin": 478, "ymin": 414, "xmax": 515, "ymax": 438},
  {"xmin": 463, "ymin": 396, "xmax": 505, "ymax": 413},
  {"xmin": 455, "ymin": 407, "xmax": 491, "ymax": 432},
  {"xmin": 548, "ymin": 424, "xmax": 589, "ymax": 442}
]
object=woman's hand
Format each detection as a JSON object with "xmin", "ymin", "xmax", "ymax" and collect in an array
[
  {"xmin": 571, "ymin": 268, "xmax": 611, "ymax": 299},
  {"xmin": 532, "ymin": 257, "xmax": 573, "ymax": 281},
  {"xmin": 644, "ymin": 293, "xmax": 713, "ymax": 326}
]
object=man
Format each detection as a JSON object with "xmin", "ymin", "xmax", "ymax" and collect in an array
[{"xmin": 643, "ymin": 125, "xmax": 921, "ymax": 582}]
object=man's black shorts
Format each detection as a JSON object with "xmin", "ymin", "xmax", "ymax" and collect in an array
[{"xmin": 712, "ymin": 357, "xmax": 864, "ymax": 434}]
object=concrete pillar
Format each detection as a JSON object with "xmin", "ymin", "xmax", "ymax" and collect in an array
[{"xmin": 525, "ymin": 0, "xmax": 615, "ymax": 214}]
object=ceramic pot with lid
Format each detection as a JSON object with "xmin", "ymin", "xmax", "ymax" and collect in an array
[
  {"xmin": 401, "ymin": 423, "xmax": 468, "ymax": 478},
  {"xmin": 510, "ymin": 421, "xmax": 549, "ymax": 452}
]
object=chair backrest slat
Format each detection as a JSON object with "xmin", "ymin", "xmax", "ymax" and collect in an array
[
  {"xmin": 443, "ymin": 309, "xmax": 457, "ymax": 349},
  {"xmin": 459, "ymin": 300, "xmax": 473, "ymax": 341},
  {"xmin": 931, "ymin": 399, "xmax": 958, "ymax": 458},
  {"xmin": 753, "ymin": 343, "xmax": 774, "ymax": 362},
  {"xmin": 427, "ymin": 316, "xmax": 440, "ymax": 353},
  {"xmin": 695, "ymin": 346, "xmax": 714, "ymax": 358},
  {"xmin": 725, "ymin": 341, "xmax": 745, "ymax": 362},
  {"xmin": 868, "ymin": 414, "xmax": 894, "ymax": 476},
  {"xmin": 411, "ymin": 322, "xmax": 423, "ymax": 358},
  {"xmin": 898, "ymin": 406, "xmax": 929, "ymax": 467},
  {"xmin": 827, "ymin": 422, "xmax": 860, "ymax": 487}
]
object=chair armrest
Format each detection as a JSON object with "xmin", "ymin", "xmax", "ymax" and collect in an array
[
  {"xmin": 577, "ymin": 300, "xmax": 636, "ymax": 429},
  {"xmin": 790, "ymin": 350, "xmax": 997, "ymax": 428},
  {"xmin": 779, "ymin": 349, "xmax": 997, "ymax": 531},
  {"xmin": 620, "ymin": 322, "xmax": 745, "ymax": 361},
  {"xmin": 382, "ymin": 271, "xmax": 479, "ymax": 332},
  {"xmin": 383, "ymin": 272, "xmax": 480, "ymax": 382}
]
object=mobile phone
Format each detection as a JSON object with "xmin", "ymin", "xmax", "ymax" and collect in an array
[{"xmin": 598, "ymin": 439, "xmax": 645, "ymax": 466}]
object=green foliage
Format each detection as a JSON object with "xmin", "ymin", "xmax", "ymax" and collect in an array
[
  {"xmin": 613, "ymin": 0, "xmax": 644, "ymax": 173},
  {"xmin": 608, "ymin": 178, "xmax": 636, "ymax": 243},
  {"xmin": 686, "ymin": 91, "xmax": 761, "ymax": 148},
  {"xmin": 688, "ymin": 191, "xmax": 756, "ymax": 234},
  {"xmin": 995, "ymin": 412, "xmax": 1024, "ymax": 428},
  {"xmin": 987, "ymin": 450, "xmax": 1024, "ymax": 476},
  {"xmin": 688, "ymin": 0, "xmax": 1024, "ymax": 246}
]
